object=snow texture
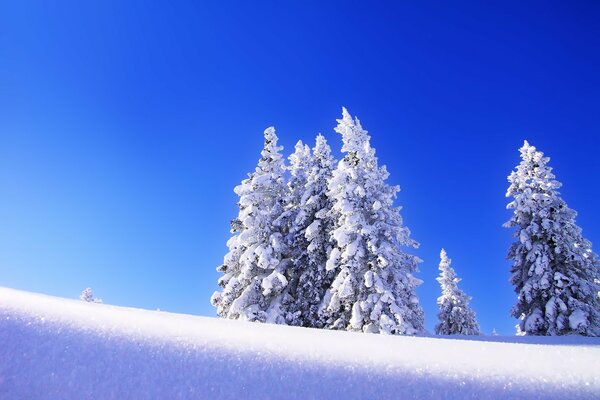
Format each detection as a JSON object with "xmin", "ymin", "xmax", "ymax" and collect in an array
[
  {"xmin": 435, "ymin": 249, "xmax": 481, "ymax": 335},
  {"xmin": 505, "ymin": 141, "xmax": 600, "ymax": 336},
  {"xmin": 1, "ymin": 287, "xmax": 600, "ymax": 399}
]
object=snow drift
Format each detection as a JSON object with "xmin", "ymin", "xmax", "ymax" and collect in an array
[{"xmin": 1, "ymin": 287, "xmax": 599, "ymax": 399}]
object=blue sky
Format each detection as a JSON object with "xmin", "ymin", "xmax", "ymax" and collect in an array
[{"xmin": 1, "ymin": 1, "xmax": 599, "ymax": 335}]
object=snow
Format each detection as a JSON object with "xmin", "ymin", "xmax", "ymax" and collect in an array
[
  {"xmin": 304, "ymin": 219, "xmax": 321, "ymax": 240},
  {"xmin": 325, "ymin": 247, "xmax": 340, "ymax": 271},
  {"xmin": 2, "ymin": 287, "xmax": 600, "ymax": 399}
]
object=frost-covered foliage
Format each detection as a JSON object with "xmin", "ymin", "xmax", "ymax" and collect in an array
[
  {"xmin": 211, "ymin": 128, "xmax": 292, "ymax": 324},
  {"xmin": 280, "ymin": 140, "xmax": 312, "ymax": 326},
  {"xmin": 79, "ymin": 287, "xmax": 102, "ymax": 303},
  {"xmin": 320, "ymin": 108, "xmax": 424, "ymax": 335},
  {"xmin": 279, "ymin": 141, "xmax": 312, "ymax": 241},
  {"xmin": 505, "ymin": 141, "xmax": 600, "ymax": 336},
  {"xmin": 435, "ymin": 249, "xmax": 480, "ymax": 336},
  {"xmin": 286, "ymin": 135, "xmax": 336, "ymax": 327},
  {"xmin": 282, "ymin": 140, "xmax": 312, "ymax": 263}
]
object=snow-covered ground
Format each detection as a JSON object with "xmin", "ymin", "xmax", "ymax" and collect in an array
[{"xmin": 1, "ymin": 287, "xmax": 599, "ymax": 399}]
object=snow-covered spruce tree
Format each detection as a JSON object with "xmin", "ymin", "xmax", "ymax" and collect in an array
[
  {"xmin": 286, "ymin": 134, "xmax": 336, "ymax": 328},
  {"xmin": 279, "ymin": 140, "xmax": 312, "ymax": 326},
  {"xmin": 435, "ymin": 249, "xmax": 480, "ymax": 335},
  {"xmin": 211, "ymin": 127, "xmax": 292, "ymax": 324},
  {"xmin": 320, "ymin": 108, "xmax": 424, "ymax": 335},
  {"xmin": 505, "ymin": 141, "xmax": 600, "ymax": 336},
  {"xmin": 80, "ymin": 287, "xmax": 102, "ymax": 303}
]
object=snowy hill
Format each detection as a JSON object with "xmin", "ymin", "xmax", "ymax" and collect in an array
[{"xmin": 1, "ymin": 288, "xmax": 599, "ymax": 399}]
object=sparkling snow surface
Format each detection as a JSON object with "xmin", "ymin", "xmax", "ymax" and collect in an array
[{"xmin": 1, "ymin": 288, "xmax": 599, "ymax": 399}]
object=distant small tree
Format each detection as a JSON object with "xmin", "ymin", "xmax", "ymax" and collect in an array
[
  {"xmin": 435, "ymin": 249, "xmax": 480, "ymax": 335},
  {"xmin": 505, "ymin": 141, "xmax": 600, "ymax": 336},
  {"xmin": 80, "ymin": 287, "xmax": 102, "ymax": 303}
]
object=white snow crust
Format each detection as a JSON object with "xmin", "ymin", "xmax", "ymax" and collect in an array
[{"xmin": 1, "ymin": 287, "xmax": 599, "ymax": 399}]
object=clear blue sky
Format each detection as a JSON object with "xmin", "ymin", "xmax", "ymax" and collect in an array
[{"xmin": 1, "ymin": 1, "xmax": 599, "ymax": 335}]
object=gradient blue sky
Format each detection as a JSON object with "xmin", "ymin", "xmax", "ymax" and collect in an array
[{"xmin": 1, "ymin": 1, "xmax": 599, "ymax": 335}]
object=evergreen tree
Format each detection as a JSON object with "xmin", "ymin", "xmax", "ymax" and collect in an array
[
  {"xmin": 80, "ymin": 287, "xmax": 102, "ymax": 303},
  {"xmin": 505, "ymin": 141, "xmax": 600, "ymax": 336},
  {"xmin": 320, "ymin": 108, "xmax": 424, "ymax": 335},
  {"xmin": 435, "ymin": 249, "xmax": 480, "ymax": 335},
  {"xmin": 286, "ymin": 134, "xmax": 336, "ymax": 327},
  {"xmin": 211, "ymin": 127, "xmax": 291, "ymax": 324},
  {"xmin": 281, "ymin": 140, "xmax": 312, "ymax": 326},
  {"xmin": 284, "ymin": 140, "xmax": 312, "ymax": 264}
]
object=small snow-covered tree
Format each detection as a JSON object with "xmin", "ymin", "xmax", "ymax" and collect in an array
[
  {"xmin": 505, "ymin": 141, "xmax": 600, "ymax": 336},
  {"xmin": 491, "ymin": 328, "xmax": 498, "ymax": 336},
  {"xmin": 80, "ymin": 287, "xmax": 102, "ymax": 303},
  {"xmin": 435, "ymin": 249, "xmax": 480, "ymax": 336},
  {"xmin": 320, "ymin": 108, "xmax": 424, "ymax": 335},
  {"xmin": 211, "ymin": 127, "xmax": 292, "ymax": 324},
  {"xmin": 286, "ymin": 134, "xmax": 336, "ymax": 327}
]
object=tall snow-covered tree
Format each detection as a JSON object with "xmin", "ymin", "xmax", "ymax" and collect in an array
[
  {"xmin": 80, "ymin": 287, "xmax": 102, "ymax": 303},
  {"xmin": 280, "ymin": 140, "xmax": 311, "ymax": 326},
  {"xmin": 435, "ymin": 249, "xmax": 480, "ymax": 336},
  {"xmin": 320, "ymin": 108, "xmax": 424, "ymax": 335},
  {"xmin": 286, "ymin": 134, "xmax": 336, "ymax": 327},
  {"xmin": 505, "ymin": 141, "xmax": 600, "ymax": 336},
  {"xmin": 211, "ymin": 127, "xmax": 292, "ymax": 324}
]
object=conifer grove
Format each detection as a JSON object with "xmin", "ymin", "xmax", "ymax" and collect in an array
[
  {"xmin": 212, "ymin": 108, "xmax": 424, "ymax": 334},
  {"xmin": 212, "ymin": 110, "xmax": 600, "ymax": 337}
]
